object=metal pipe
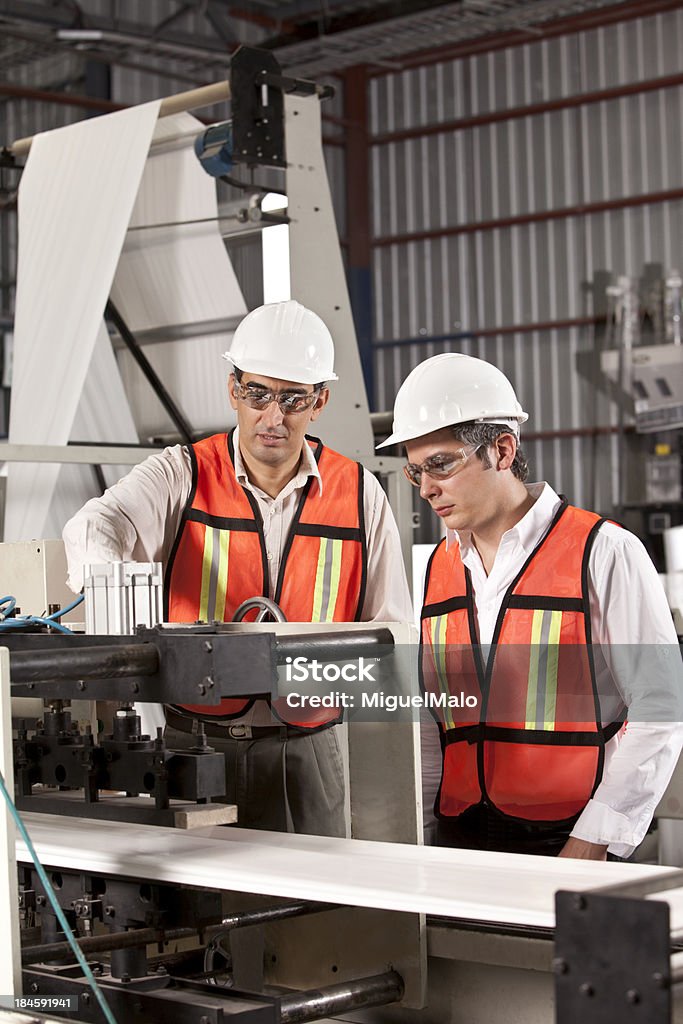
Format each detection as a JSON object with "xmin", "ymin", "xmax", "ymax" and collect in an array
[
  {"xmin": 372, "ymin": 69, "xmax": 683, "ymax": 146},
  {"xmin": 373, "ymin": 187, "xmax": 683, "ymax": 249},
  {"xmin": 106, "ymin": 302, "xmax": 195, "ymax": 446},
  {"xmin": 10, "ymin": 644, "xmax": 159, "ymax": 684},
  {"xmin": 220, "ymin": 900, "xmax": 339, "ymax": 930},
  {"xmin": 10, "ymin": 80, "xmax": 231, "ymax": 157},
  {"xmin": 22, "ymin": 925, "xmax": 196, "ymax": 963},
  {"xmin": 279, "ymin": 970, "xmax": 404, "ymax": 1023},
  {"xmin": 22, "ymin": 900, "xmax": 339, "ymax": 964},
  {"xmin": 371, "ymin": 316, "xmax": 600, "ymax": 348},
  {"xmin": 0, "ymin": 443, "xmax": 161, "ymax": 465},
  {"xmin": 274, "ymin": 628, "xmax": 394, "ymax": 662},
  {"xmin": 0, "ymin": 82, "xmax": 125, "ymax": 115},
  {"xmin": 109, "ymin": 315, "xmax": 243, "ymax": 348}
]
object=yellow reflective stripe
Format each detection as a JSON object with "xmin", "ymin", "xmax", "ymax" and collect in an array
[
  {"xmin": 214, "ymin": 529, "xmax": 230, "ymax": 622},
  {"xmin": 543, "ymin": 610, "xmax": 562, "ymax": 731},
  {"xmin": 525, "ymin": 609, "xmax": 544, "ymax": 729},
  {"xmin": 324, "ymin": 538, "xmax": 343, "ymax": 622},
  {"xmin": 428, "ymin": 614, "xmax": 454, "ymax": 729},
  {"xmin": 526, "ymin": 608, "xmax": 563, "ymax": 730},
  {"xmin": 311, "ymin": 537, "xmax": 327, "ymax": 621},
  {"xmin": 199, "ymin": 526, "xmax": 214, "ymax": 622}
]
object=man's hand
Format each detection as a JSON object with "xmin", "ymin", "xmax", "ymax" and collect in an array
[{"xmin": 558, "ymin": 837, "xmax": 608, "ymax": 860}]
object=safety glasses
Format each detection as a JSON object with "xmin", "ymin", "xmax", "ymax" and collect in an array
[
  {"xmin": 403, "ymin": 444, "xmax": 483, "ymax": 487},
  {"xmin": 233, "ymin": 381, "xmax": 322, "ymax": 415}
]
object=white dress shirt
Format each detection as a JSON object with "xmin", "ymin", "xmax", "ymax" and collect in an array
[
  {"xmin": 437, "ymin": 481, "xmax": 683, "ymax": 858},
  {"xmin": 63, "ymin": 429, "xmax": 413, "ymax": 727}
]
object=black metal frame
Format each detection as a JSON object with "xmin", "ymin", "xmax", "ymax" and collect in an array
[{"xmin": 555, "ymin": 870, "xmax": 683, "ymax": 1023}]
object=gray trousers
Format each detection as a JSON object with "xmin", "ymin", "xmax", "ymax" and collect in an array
[{"xmin": 165, "ymin": 723, "xmax": 346, "ymax": 837}]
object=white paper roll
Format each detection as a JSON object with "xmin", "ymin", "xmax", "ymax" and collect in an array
[
  {"xmin": 6, "ymin": 101, "xmax": 162, "ymax": 542},
  {"xmin": 664, "ymin": 526, "xmax": 683, "ymax": 573},
  {"xmin": 666, "ymin": 571, "xmax": 683, "ymax": 613}
]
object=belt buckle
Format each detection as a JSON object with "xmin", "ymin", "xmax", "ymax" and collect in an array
[{"xmin": 228, "ymin": 723, "xmax": 252, "ymax": 739}]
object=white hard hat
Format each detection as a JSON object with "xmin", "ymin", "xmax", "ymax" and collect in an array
[
  {"xmin": 376, "ymin": 352, "xmax": 528, "ymax": 448},
  {"xmin": 223, "ymin": 300, "xmax": 338, "ymax": 384}
]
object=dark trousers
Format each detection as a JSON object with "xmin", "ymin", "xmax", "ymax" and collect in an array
[
  {"xmin": 165, "ymin": 722, "xmax": 346, "ymax": 837},
  {"xmin": 435, "ymin": 803, "xmax": 572, "ymax": 856}
]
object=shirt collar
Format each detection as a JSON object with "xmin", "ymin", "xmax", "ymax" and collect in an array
[
  {"xmin": 232, "ymin": 426, "xmax": 323, "ymax": 497},
  {"xmin": 446, "ymin": 482, "xmax": 563, "ymax": 555}
]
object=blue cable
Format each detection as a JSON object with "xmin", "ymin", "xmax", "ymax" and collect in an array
[
  {"xmin": 0, "ymin": 617, "xmax": 73, "ymax": 635},
  {"xmin": 0, "ymin": 594, "xmax": 84, "ymax": 635},
  {"xmin": 0, "ymin": 770, "xmax": 118, "ymax": 1024},
  {"xmin": 46, "ymin": 594, "xmax": 84, "ymax": 620}
]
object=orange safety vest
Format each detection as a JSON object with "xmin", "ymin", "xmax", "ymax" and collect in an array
[
  {"xmin": 165, "ymin": 431, "xmax": 367, "ymax": 728},
  {"xmin": 421, "ymin": 500, "xmax": 625, "ymax": 826}
]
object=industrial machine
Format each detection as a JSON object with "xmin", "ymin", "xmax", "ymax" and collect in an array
[
  {"xmin": 3, "ymin": 553, "xmax": 683, "ymax": 1024},
  {"xmin": 4, "ymin": 619, "xmax": 415, "ymax": 1023},
  {"xmin": 0, "ymin": 541, "xmax": 425, "ymax": 1022},
  {"xmin": 576, "ymin": 266, "xmax": 683, "ymax": 575}
]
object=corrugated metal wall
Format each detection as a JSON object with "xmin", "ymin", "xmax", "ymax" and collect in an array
[
  {"xmin": 370, "ymin": 8, "xmax": 683, "ymax": 526},
  {"xmin": 1, "ymin": 51, "xmax": 84, "ymax": 323}
]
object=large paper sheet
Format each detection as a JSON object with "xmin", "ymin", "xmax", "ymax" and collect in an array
[
  {"xmin": 6, "ymin": 101, "xmax": 161, "ymax": 542},
  {"xmin": 112, "ymin": 112, "xmax": 246, "ymax": 439},
  {"xmin": 17, "ymin": 813, "xmax": 678, "ymax": 929},
  {"xmin": 6, "ymin": 106, "xmax": 248, "ymax": 541},
  {"xmin": 45, "ymin": 322, "xmax": 140, "ymax": 539}
]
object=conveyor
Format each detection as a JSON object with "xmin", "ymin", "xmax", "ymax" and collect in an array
[{"xmin": 13, "ymin": 815, "xmax": 683, "ymax": 1024}]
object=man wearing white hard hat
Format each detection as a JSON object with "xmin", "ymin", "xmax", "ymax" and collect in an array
[
  {"xmin": 379, "ymin": 352, "xmax": 683, "ymax": 859},
  {"xmin": 64, "ymin": 300, "xmax": 412, "ymax": 836}
]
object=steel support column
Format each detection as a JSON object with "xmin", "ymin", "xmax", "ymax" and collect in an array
[{"xmin": 343, "ymin": 65, "xmax": 374, "ymax": 409}]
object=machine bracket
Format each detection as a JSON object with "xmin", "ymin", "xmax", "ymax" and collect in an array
[{"xmin": 555, "ymin": 889, "xmax": 671, "ymax": 1023}]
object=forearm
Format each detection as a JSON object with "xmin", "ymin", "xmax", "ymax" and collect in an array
[
  {"xmin": 62, "ymin": 496, "xmax": 140, "ymax": 591},
  {"xmin": 62, "ymin": 447, "xmax": 190, "ymax": 592},
  {"xmin": 570, "ymin": 722, "xmax": 683, "ymax": 857}
]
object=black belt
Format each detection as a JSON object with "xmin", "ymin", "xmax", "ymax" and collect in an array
[
  {"xmin": 436, "ymin": 802, "xmax": 575, "ymax": 854},
  {"xmin": 165, "ymin": 707, "xmax": 315, "ymax": 740}
]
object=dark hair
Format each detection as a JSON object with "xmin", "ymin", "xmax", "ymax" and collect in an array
[{"xmin": 450, "ymin": 422, "xmax": 529, "ymax": 482}]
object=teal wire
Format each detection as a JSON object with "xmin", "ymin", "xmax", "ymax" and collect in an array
[
  {"xmin": 47, "ymin": 594, "xmax": 85, "ymax": 620},
  {"xmin": 0, "ymin": 770, "xmax": 119, "ymax": 1024},
  {"xmin": 0, "ymin": 617, "xmax": 74, "ymax": 635},
  {"xmin": 0, "ymin": 593, "xmax": 84, "ymax": 634}
]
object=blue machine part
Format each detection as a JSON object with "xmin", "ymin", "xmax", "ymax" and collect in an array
[{"xmin": 194, "ymin": 121, "xmax": 234, "ymax": 178}]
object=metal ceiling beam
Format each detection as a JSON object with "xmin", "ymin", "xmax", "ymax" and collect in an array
[
  {"xmin": 0, "ymin": 80, "xmax": 123, "ymax": 112},
  {"xmin": 272, "ymin": 0, "xmax": 631, "ymax": 75},
  {"xmin": 260, "ymin": 0, "xmax": 462, "ymax": 48},
  {"xmin": 0, "ymin": 0, "xmax": 232, "ymax": 62},
  {"xmin": 0, "ymin": 23, "xmax": 205, "ymax": 84},
  {"xmin": 370, "ymin": 0, "xmax": 683, "ymax": 72},
  {"xmin": 204, "ymin": 1, "xmax": 240, "ymax": 46}
]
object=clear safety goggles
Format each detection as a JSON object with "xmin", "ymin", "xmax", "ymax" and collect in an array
[
  {"xmin": 233, "ymin": 381, "xmax": 322, "ymax": 415},
  {"xmin": 403, "ymin": 444, "xmax": 483, "ymax": 487}
]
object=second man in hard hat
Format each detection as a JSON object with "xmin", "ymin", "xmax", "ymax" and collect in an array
[
  {"xmin": 64, "ymin": 300, "xmax": 412, "ymax": 836},
  {"xmin": 379, "ymin": 351, "xmax": 683, "ymax": 859}
]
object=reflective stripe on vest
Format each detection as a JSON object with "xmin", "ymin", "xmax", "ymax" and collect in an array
[
  {"xmin": 166, "ymin": 432, "xmax": 367, "ymax": 728},
  {"xmin": 525, "ymin": 608, "xmax": 562, "ymax": 730},
  {"xmin": 421, "ymin": 500, "xmax": 625, "ymax": 826}
]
